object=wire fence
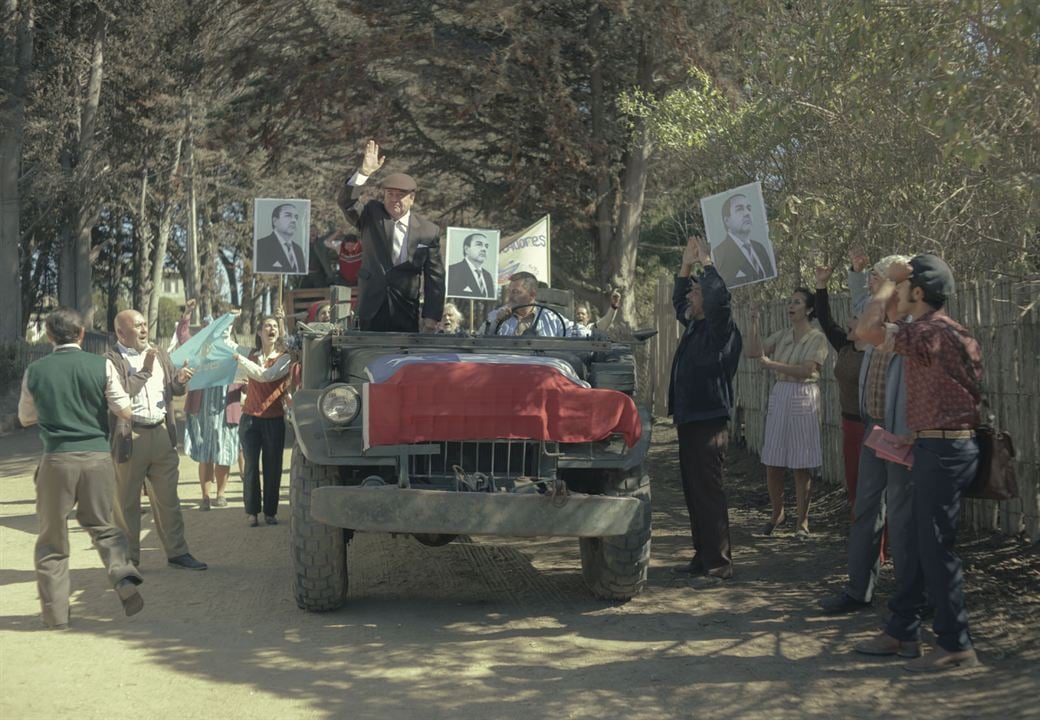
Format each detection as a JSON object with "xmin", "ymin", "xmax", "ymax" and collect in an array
[{"xmin": 651, "ymin": 276, "xmax": 1040, "ymax": 541}]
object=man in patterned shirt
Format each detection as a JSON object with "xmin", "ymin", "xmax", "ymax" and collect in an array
[{"xmin": 853, "ymin": 254, "xmax": 982, "ymax": 672}]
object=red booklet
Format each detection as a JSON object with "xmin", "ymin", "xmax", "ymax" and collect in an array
[{"xmin": 864, "ymin": 425, "xmax": 914, "ymax": 468}]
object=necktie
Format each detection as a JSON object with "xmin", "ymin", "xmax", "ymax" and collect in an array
[
  {"xmin": 285, "ymin": 243, "xmax": 297, "ymax": 272},
  {"xmin": 743, "ymin": 241, "xmax": 763, "ymax": 276},
  {"xmin": 475, "ymin": 271, "xmax": 486, "ymax": 296},
  {"xmin": 394, "ymin": 221, "xmax": 408, "ymax": 264}
]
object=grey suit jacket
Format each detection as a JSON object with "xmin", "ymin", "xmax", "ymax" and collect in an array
[
  {"xmin": 255, "ymin": 232, "xmax": 306, "ymax": 275},
  {"xmin": 447, "ymin": 260, "xmax": 495, "ymax": 299},
  {"xmin": 337, "ymin": 182, "xmax": 445, "ymax": 327},
  {"xmin": 712, "ymin": 234, "xmax": 776, "ymax": 288}
]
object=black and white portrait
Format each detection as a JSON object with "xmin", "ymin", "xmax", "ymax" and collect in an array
[
  {"xmin": 253, "ymin": 198, "xmax": 311, "ymax": 275},
  {"xmin": 700, "ymin": 182, "xmax": 777, "ymax": 289},
  {"xmin": 445, "ymin": 227, "xmax": 500, "ymax": 300}
]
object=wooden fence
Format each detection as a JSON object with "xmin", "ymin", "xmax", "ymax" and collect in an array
[{"xmin": 651, "ymin": 276, "xmax": 1040, "ymax": 541}]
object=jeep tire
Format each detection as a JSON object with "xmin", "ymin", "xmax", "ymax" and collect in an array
[
  {"xmin": 579, "ymin": 470, "xmax": 651, "ymax": 601},
  {"xmin": 290, "ymin": 447, "xmax": 349, "ymax": 611}
]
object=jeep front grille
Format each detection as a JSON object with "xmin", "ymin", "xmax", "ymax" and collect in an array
[{"xmin": 407, "ymin": 440, "xmax": 558, "ymax": 484}]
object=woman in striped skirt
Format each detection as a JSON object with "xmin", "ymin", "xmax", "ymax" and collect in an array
[{"xmin": 745, "ymin": 289, "xmax": 831, "ymax": 539}]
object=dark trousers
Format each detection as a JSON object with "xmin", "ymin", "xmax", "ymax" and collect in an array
[
  {"xmin": 359, "ymin": 300, "xmax": 419, "ymax": 332},
  {"xmin": 239, "ymin": 414, "xmax": 285, "ymax": 517},
  {"xmin": 676, "ymin": 418, "xmax": 732, "ymax": 576},
  {"xmin": 885, "ymin": 437, "xmax": 977, "ymax": 651},
  {"xmin": 35, "ymin": 452, "xmax": 142, "ymax": 626}
]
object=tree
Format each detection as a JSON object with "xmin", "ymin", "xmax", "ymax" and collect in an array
[
  {"xmin": 639, "ymin": 0, "xmax": 1039, "ymax": 292},
  {"xmin": 0, "ymin": 0, "xmax": 34, "ymax": 342}
]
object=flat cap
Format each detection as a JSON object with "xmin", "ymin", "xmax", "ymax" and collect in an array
[
  {"xmin": 909, "ymin": 253, "xmax": 955, "ymax": 298},
  {"xmin": 381, "ymin": 173, "xmax": 417, "ymax": 192}
]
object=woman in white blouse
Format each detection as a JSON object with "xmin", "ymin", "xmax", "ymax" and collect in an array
[{"xmin": 745, "ymin": 288, "xmax": 830, "ymax": 539}]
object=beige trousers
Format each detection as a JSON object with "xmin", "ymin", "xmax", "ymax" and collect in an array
[
  {"xmin": 113, "ymin": 424, "xmax": 189, "ymax": 564},
  {"xmin": 35, "ymin": 451, "xmax": 142, "ymax": 626}
]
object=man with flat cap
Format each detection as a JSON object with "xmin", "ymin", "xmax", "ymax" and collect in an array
[
  {"xmin": 337, "ymin": 140, "xmax": 445, "ymax": 331},
  {"xmin": 853, "ymin": 254, "xmax": 983, "ymax": 673}
]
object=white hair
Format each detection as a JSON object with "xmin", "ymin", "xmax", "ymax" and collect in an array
[{"xmin": 873, "ymin": 254, "xmax": 912, "ymax": 278}]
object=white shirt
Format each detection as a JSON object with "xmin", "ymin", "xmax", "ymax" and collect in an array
[
  {"xmin": 117, "ymin": 342, "xmax": 168, "ymax": 424},
  {"xmin": 18, "ymin": 344, "xmax": 131, "ymax": 426}
]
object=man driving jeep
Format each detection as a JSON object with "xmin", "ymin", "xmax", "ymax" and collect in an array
[{"xmin": 482, "ymin": 272, "xmax": 590, "ymax": 337}]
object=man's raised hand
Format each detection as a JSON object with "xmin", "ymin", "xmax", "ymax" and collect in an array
[
  {"xmin": 814, "ymin": 265, "xmax": 833, "ymax": 289},
  {"xmin": 361, "ymin": 140, "xmax": 385, "ymax": 176},
  {"xmin": 849, "ymin": 248, "xmax": 870, "ymax": 273},
  {"xmin": 694, "ymin": 235, "xmax": 713, "ymax": 266}
]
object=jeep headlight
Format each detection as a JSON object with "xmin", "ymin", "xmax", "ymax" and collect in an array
[{"xmin": 319, "ymin": 384, "xmax": 360, "ymax": 424}]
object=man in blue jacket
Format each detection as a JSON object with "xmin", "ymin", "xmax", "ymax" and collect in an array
[{"xmin": 669, "ymin": 235, "xmax": 743, "ymax": 581}]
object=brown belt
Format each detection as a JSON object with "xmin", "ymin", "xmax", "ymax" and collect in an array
[
  {"xmin": 132, "ymin": 419, "xmax": 165, "ymax": 429},
  {"xmin": 914, "ymin": 429, "xmax": 975, "ymax": 439}
]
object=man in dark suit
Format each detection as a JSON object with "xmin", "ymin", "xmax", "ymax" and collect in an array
[
  {"xmin": 447, "ymin": 232, "xmax": 495, "ymax": 299},
  {"xmin": 255, "ymin": 203, "xmax": 307, "ymax": 275},
  {"xmin": 337, "ymin": 140, "xmax": 445, "ymax": 332},
  {"xmin": 711, "ymin": 193, "xmax": 776, "ymax": 288}
]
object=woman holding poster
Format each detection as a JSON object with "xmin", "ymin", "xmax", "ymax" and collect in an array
[{"xmin": 744, "ymin": 289, "xmax": 830, "ymax": 539}]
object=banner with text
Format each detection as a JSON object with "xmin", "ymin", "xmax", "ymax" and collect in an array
[{"xmin": 497, "ymin": 214, "xmax": 550, "ymax": 287}]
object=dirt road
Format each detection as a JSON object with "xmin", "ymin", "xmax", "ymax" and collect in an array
[{"xmin": 1, "ymin": 420, "xmax": 1036, "ymax": 720}]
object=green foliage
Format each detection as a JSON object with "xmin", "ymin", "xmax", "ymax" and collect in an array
[
  {"xmin": 620, "ymin": 68, "xmax": 741, "ymax": 150},
  {"xmin": 157, "ymin": 297, "xmax": 180, "ymax": 339},
  {"xmin": 638, "ymin": 0, "xmax": 1040, "ymax": 293}
]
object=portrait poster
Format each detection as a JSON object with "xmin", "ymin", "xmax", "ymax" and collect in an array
[
  {"xmin": 497, "ymin": 214, "xmax": 550, "ymax": 288},
  {"xmin": 253, "ymin": 198, "xmax": 311, "ymax": 276},
  {"xmin": 445, "ymin": 227, "xmax": 501, "ymax": 300},
  {"xmin": 699, "ymin": 182, "xmax": 777, "ymax": 289}
]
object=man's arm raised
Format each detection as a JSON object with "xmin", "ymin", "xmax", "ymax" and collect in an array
[{"xmin": 337, "ymin": 139, "xmax": 386, "ymax": 227}]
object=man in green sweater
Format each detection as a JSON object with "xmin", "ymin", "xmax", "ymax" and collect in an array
[{"xmin": 18, "ymin": 307, "xmax": 144, "ymax": 629}]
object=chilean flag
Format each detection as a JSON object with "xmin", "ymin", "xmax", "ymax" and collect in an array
[{"xmin": 362, "ymin": 359, "xmax": 641, "ymax": 449}]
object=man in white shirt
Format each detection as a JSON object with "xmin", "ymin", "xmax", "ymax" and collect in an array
[
  {"xmin": 104, "ymin": 309, "xmax": 207, "ymax": 571},
  {"xmin": 336, "ymin": 139, "xmax": 445, "ymax": 332}
]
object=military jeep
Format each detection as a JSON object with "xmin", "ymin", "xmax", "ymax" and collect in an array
[{"xmin": 287, "ymin": 287, "xmax": 654, "ymax": 611}]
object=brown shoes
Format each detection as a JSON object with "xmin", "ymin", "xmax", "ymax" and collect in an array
[
  {"xmin": 904, "ymin": 647, "xmax": 980, "ymax": 673},
  {"xmin": 854, "ymin": 632, "xmax": 921, "ymax": 658},
  {"xmin": 115, "ymin": 577, "xmax": 144, "ymax": 617}
]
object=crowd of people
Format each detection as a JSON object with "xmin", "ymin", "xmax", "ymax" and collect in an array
[
  {"xmin": 18, "ymin": 137, "xmax": 987, "ymax": 675},
  {"xmin": 668, "ymin": 235, "xmax": 984, "ymax": 672}
]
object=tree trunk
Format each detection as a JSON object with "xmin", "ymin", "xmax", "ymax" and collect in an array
[
  {"xmin": 147, "ymin": 132, "xmax": 185, "ymax": 335},
  {"xmin": 218, "ymin": 247, "xmax": 240, "ymax": 309},
  {"xmin": 587, "ymin": 3, "xmax": 614, "ymax": 272},
  {"xmin": 132, "ymin": 166, "xmax": 151, "ymax": 311},
  {"xmin": 0, "ymin": 0, "xmax": 33, "ymax": 342},
  {"xmin": 57, "ymin": 9, "xmax": 107, "ymax": 329},
  {"xmin": 610, "ymin": 34, "xmax": 654, "ymax": 323},
  {"xmin": 184, "ymin": 93, "xmax": 200, "ymax": 316}
]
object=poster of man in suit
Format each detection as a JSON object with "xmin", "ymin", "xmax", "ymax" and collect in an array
[
  {"xmin": 446, "ymin": 227, "xmax": 500, "ymax": 300},
  {"xmin": 253, "ymin": 198, "xmax": 310, "ymax": 275},
  {"xmin": 700, "ymin": 182, "xmax": 777, "ymax": 289}
]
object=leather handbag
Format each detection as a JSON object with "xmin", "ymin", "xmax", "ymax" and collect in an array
[
  {"xmin": 943, "ymin": 325, "xmax": 1018, "ymax": 500},
  {"xmin": 965, "ymin": 423, "xmax": 1018, "ymax": 500}
]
